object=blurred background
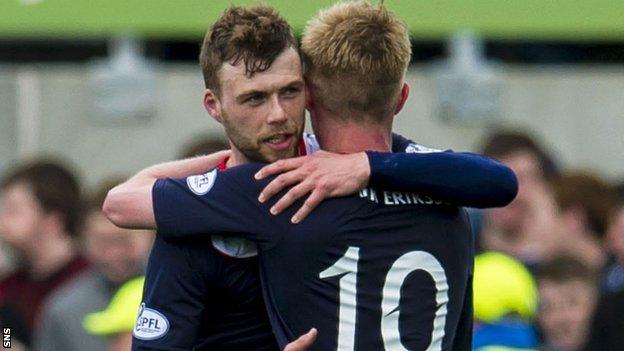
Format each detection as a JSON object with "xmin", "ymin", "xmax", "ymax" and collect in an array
[{"xmin": 0, "ymin": 1, "xmax": 623, "ymax": 350}]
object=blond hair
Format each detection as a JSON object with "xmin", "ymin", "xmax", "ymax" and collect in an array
[{"xmin": 302, "ymin": 1, "xmax": 411, "ymax": 121}]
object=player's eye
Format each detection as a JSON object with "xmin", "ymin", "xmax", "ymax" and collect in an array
[
  {"xmin": 244, "ymin": 94, "xmax": 266, "ymax": 106},
  {"xmin": 281, "ymin": 86, "xmax": 301, "ymax": 98}
]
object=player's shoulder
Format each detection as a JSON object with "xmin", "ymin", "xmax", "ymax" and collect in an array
[
  {"xmin": 184, "ymin": 168, "xmax": 220, "ymax": 196},
  {"xmin": 305, "ymin": 132, "xmax": 446, "ymax": 154},
  {"xmin": 183, "ymin": 163, "xmax": 263, "ymax": 197},
  {"xmin": 391, "ymin": 133, "xmax": 446, "ymax": 154}
]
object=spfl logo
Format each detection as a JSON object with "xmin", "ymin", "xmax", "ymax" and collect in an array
[
  {"xmin": 186, "ymin": 169, "xmax": 217, "ymax": 195},
  {"xmin": 133, "ymin": 303, "xmax": 169, "ymax": 340}
]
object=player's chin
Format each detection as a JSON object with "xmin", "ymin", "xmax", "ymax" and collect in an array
[{"xmin": 259, "ymin": 145, "xmax": 299, "ymax": 163}]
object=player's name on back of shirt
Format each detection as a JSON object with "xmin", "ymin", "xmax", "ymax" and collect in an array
[{"xmin": 359, "ymin": 187, "xmax": 452, "ymax": 207}]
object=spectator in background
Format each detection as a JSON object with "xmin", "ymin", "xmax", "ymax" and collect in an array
[
  {"xmin": 0, "ymin": 160, "xmax": 89, "ymax": 347},
  {"xmin": 479, "ymin": 131, "xmax": 560, "ymax": 267},
  {"xmin": 83, "ymin": 276, "xmax": 145, "ymax": 351},
  {"xmin": 603, "ymin": 182, "xmax": 624, "ymax": 293},
  {"xmin": 472, "ymin": 252, "xmax": 539, "ymax": 351},
  {"xmin": 537, "ymin": 256, "xmax": 599, "ymax": 351},
  {"xmin": 0, "ymin": 239, "xmax": 15, "ymax": 280},
  {"xmin": 178, "ymin": 134, "xmax": 229, "ymax": 159},
  {"xmin": 582, "ymin": 184, "xmax": 624, "ymax": 349},
  {"xmin": 551, "ymin": 172, "xmax": 615, "ymax": 272},
  {"xmin": 33, "ymin": 178, "xmax": 153, "ymax": 351}
]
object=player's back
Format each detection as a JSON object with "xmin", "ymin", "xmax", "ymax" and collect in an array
[{"xmin": 261, "ymin": 187, "xmax": 474, "ymax": 350}]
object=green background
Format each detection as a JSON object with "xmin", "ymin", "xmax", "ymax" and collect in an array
[{"xmin": 3, "ymin": 0, "xmax": 624, "ymax": 40}]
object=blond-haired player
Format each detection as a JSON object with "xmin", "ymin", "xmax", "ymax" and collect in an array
[{"xmin": 107, "ymin": 2, "xmax": 515, "ymax": 350}]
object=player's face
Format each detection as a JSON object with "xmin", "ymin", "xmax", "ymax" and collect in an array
[
  {"xmin": 206, "ymin": 47, "xmax": 305, "ymax": 163},
  {"xmin": 538, "ymin": 279, "xmax": 597, "ymax": 351},
  {"xmin": 0, "ymin": 183, "xmax": 46, "ymax": 253},
  {"xmin": 83, "ymin": 212, "xmax": 153, "ymax": 284}
]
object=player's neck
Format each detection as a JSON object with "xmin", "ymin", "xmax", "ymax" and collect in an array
[
  {"xmin": 227, "ymin": 148, "xmax": 249, "ymax": 168},
  {"xmin": 315, "ymin": 114, "xmax": 393, "ymax": 153}
]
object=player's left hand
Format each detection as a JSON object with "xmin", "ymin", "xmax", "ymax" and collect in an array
[
  {"xmin": 255, "ymin": 151, "xmax": 370, "ymax": 223},
  {"xmin": 283, "ymin": 328, "xmax": 318, "ymax": 351}
]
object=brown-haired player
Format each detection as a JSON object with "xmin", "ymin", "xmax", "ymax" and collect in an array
[
  {"xmin": 106, "ymin": 2, "xmax": 516, "ymax": 350},
  {"xmin": 115, "ymin": 6, "xmax": 311, "ymax": 350}
]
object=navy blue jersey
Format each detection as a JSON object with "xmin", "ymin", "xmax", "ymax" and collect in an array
[
  {"xmin": 132, "ymin": 235, "xmax": 278, "ymax": 351},
  {"xmin": 154, "ymin": 163, "xmax": 475, "ymax": 350}
]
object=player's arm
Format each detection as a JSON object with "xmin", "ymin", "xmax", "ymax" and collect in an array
[
  {"xmin": 103, "ymin": 150, "xmax": 230, "ymax": 229},
  {"xmin": 365, "ymin": 150, "xmax": 518, "ymax": 208},
  {"xmin": 152, "ymin": 164, "xmax": 288, "ymax": 245},
  {"xmin": 255, "ymin": 149, "xmax": 517, "ymax": 222},
  {"xmin": 133, "ymin": 236, "xmax": 211, "ymax": 350}
]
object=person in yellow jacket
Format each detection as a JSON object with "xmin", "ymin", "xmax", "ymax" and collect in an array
[
  {"xmin": 83, "ymin": 276, "xmax": 144, "ymax": 351},
  {"xmin": 473, "ymin": 252, "xmax": 540, "ymax": 351}
]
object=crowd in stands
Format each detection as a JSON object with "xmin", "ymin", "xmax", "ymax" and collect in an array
[
  {"xmin": 0, "ymin": 130, "xmax": 621, "ymax": 350},
  {"xmin": 474, "ymin": 130, "xmax": 624, "ymax": 351}
]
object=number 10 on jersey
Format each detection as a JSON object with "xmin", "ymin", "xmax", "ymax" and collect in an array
[{"xmin": 320, "ymin": 246, "xmax": 449, "ymax": 350}]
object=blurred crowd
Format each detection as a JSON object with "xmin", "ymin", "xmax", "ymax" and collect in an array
[
  {"xmin": 472, "ymin": 130, "xmax": 624, "ymax": 351},
  {"xmin": 0, "ymin": 129, "xmax": 622, "ymax": 351}
]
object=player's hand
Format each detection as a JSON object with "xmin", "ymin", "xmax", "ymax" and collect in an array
[
  {"xmin": 283, "ymin": 328, "xmax": 318, "ymax": 351},
  {"xmin": 255, "ymin": 151, "xmax": 370, "ymax": 223}
]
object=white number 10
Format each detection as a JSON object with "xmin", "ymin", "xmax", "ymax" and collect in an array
[{"xmin": 320, "ymin": 246, "xmax": 448, "ymax": 350}]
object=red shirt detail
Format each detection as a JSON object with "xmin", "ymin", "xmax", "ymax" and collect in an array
[
  {"xmin": 217, "ymin": 156, "xmax": 229, "ymax": 170},
  {"xmin": 217, "ymin": 138, "xmax": 308, "ymax": 171},
  {"xmin": 298, "ymin": 138, "xmax": 308, "ymax": 156},
  {"xmin": 0, "ymin": 255, "xmax": 89, "ymax": 331}
]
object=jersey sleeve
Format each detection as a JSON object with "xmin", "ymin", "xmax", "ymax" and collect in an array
[
  {"xmin": 366, "ymin": 150, "xmax": 518, "ymax": 208},
  {"xmin": 132, "ymin": 236, "xmax": 212, "ymax": 350},
  {"xmin": 152, "ymin": 163, "xmax": 289, "ymax": 248}
]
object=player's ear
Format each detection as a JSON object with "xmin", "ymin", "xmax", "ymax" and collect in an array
[
  {"xmin": 204, "ymin": 89, "xmax": 223, "ymax": 123},
  {"xmin": 305, "ymin": 80, "xmax": 315, "ymax": 112},
  {"xmin": 394, "ymin": 83, "xmax": 410, "ymax": 115}
]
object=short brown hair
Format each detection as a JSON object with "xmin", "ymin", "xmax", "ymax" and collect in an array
[
  {"xmin": 614, "ymin": 181, "xmax": 624, "ymax": 206},
  {"xmin": 302, "ymin": 1, "xmax": 411, "ymax": 121},
  {"xmin": 481, "ymin": 130, "xmax": 559, "ymax": 181},
  {"xmin": 552, "ymin": 171, "xmax": 616, "ymax": 237},
  {"xmin": 1, "ymin": 160, "xmax": 82, "ymax": 237},
  {"xmin": 537, "ymin": 255, "xmax": 597, "ymax": 287},
  {"xmin": 199, "ymin": 5, "xmax": 298, "ymax": 94}
]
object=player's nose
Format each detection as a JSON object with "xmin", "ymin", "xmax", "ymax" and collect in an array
[{"xmin": 266, "ymin": 95, "xmax": 288, "ymax": 124}]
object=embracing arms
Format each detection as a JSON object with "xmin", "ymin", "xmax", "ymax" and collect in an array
[
  {"xmin": 103, "ymin": 151, "xmax": 230, "ymax": 229},
  {"xmin": 104, "ymin": 144, "xmax": 516, "ymax": 229}
]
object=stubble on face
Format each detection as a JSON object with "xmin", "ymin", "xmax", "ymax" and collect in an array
[
  {"xmin": 216, "ymin": 47, "xmax": 306, "ymax": 164},
  {"xmin": 221, "ymin": 108, "xmax": 302, "ymax": 163}
]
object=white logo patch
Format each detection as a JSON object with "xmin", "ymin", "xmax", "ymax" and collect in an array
[
  {"xmin": 405, "ymin": 143, "xmax": 443, "ymax": 154},
  {"xmin": 133, "ymin": 303, "xmax": 170, "ymax": 340},
  {"xmin": 186, "ymin": 169, "xmax": 217, "ymax": 195},
  {"xmin": 212, "ymin": 236, "xmax": 258, "ymax": 258}
]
